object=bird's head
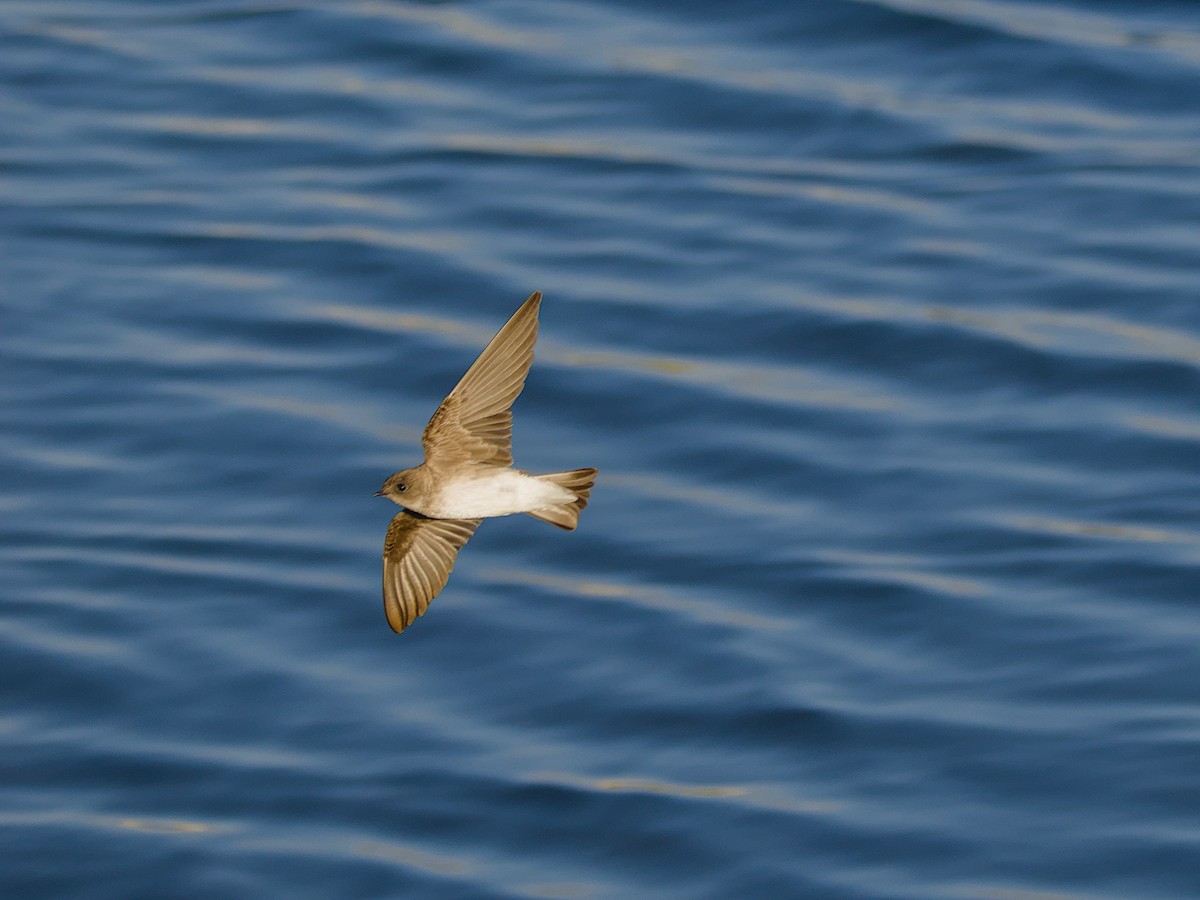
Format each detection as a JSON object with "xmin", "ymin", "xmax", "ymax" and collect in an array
[{"xmin": 374, "ymin": 468, "xmax": 420, "ymax": 506}]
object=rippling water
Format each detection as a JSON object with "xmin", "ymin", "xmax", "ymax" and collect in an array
[{"xmin": 4, "ymin": 1, "xmax": 1200, "ymax": 897}]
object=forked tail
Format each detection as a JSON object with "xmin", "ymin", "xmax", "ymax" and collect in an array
[{"xmin": 525, "ymin": 467, "xmax": 598, "ymax": 531}]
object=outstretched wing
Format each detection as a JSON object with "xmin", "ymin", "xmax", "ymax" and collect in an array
[
  {"xmin": 422, "ymin": 291, "xmax": 541, "ymax": 468},
  {"xmin": 382, "ymin": 511, "xmax": 482, "ymax": 633}
]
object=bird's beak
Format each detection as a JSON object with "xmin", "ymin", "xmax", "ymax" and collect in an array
[{"xmin": 373, "ymin": 489, "xmax": 385, "ymax": 497}]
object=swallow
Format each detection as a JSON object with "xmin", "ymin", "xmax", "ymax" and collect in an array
[{"xmin": 375, "ymin": 291, "xmax": 597, "ymax": 633}]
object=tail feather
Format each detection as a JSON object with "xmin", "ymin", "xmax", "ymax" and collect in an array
[{"xmin": 525, "ymin": 467, "xmax": 597, "ymax": 531}]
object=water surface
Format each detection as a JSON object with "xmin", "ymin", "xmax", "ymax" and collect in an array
[{"xmin": 4, "ymin": 1, "xmax": 1200, "ymax": 897}]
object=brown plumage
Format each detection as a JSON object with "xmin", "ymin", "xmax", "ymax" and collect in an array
[{"xmin": 376, "ymin": 291, "xmax": 598, "ymax": 633}]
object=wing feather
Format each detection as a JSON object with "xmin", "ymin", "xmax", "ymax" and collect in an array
[
  {"xmin": 422, "ymin": 291, "xmax": 541, "ymax": 467},
  {"xmin": 382, "ymin": 512, "xmax": 482, "ymax": 633}
]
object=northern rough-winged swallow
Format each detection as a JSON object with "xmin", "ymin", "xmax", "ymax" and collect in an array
[{"xmin": 374, "ymin": 291, "xmax": 597, "ymax": 633}]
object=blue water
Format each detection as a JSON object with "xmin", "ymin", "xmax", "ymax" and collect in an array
[{"xmin": 4, "ymin": 1, "xmax": 1200, "ymax": 897}]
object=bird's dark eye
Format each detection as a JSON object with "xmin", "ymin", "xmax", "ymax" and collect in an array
[{"xmin": 396, "ymin": 483, "xmax": 407, "ymax": 492}]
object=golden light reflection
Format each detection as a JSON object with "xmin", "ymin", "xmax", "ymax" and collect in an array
[
  {"xmin": 485, "ymin": 568, "xmax": 788, "ymax": 631},
  {"xmin": 602, "ymin": 472, "xmax": 812, "ymax": 522},
  {"xmin": 780, "ymin": 292, "xmax": 1200, "ymax": 366},
  {"xmin": 110, "ymin": 816, "xmax": 224, "ymax": 835},
  {"xmin": 997, "ymin": 514, "xmax": 1200, "ymax": 547},
  {"xmin": 820, "ymin": 550, "xmax": 990, "ymax": 598},
  {"xmin": 350, "ymin": 1, "xmax": 547, "ymax": 52},
  {"xmin": 124, "ymin": 114, "xmax": 334, "ymax": 140},
  {"xmin": 519, "ymin": 882, "xmax": 596, "ymax": 899},
  {"xmin": 193, "ymin": 222, "xmax": 464, "ymax": 255},
  {"xmin": 709, "ymin": 176, "xmax": 941, "ymax": 218},
  {"xmin": 194, "ymin": 65, "xmax": 459, "ymax": 105},
  {"xmin": 957, "ymin": 885, "xmax": 1084, "ymax": 900},
  {"xmin": 527, "ymin": 771, "xmax": 840, "ymax": 815},
  {"xmin": 161, "ymin": 382, "xmax": 422, "ymax": 447},
  {"xmin": 354, "ymin": 840, "xmax": 468, "ymax": 876},
  {"xmin": 1123, "ymin": 414, "xmax": 1200, "ymax": 443}
]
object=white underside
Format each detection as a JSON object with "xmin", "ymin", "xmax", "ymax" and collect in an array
[{"xmin": 432, "ymin": 469, "xmax": 574, "ymax": 519}]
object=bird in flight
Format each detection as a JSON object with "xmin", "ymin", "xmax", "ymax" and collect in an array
[{"xmin": 374, "ymin": 291, "xmax": 597, "ymax": 633}]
